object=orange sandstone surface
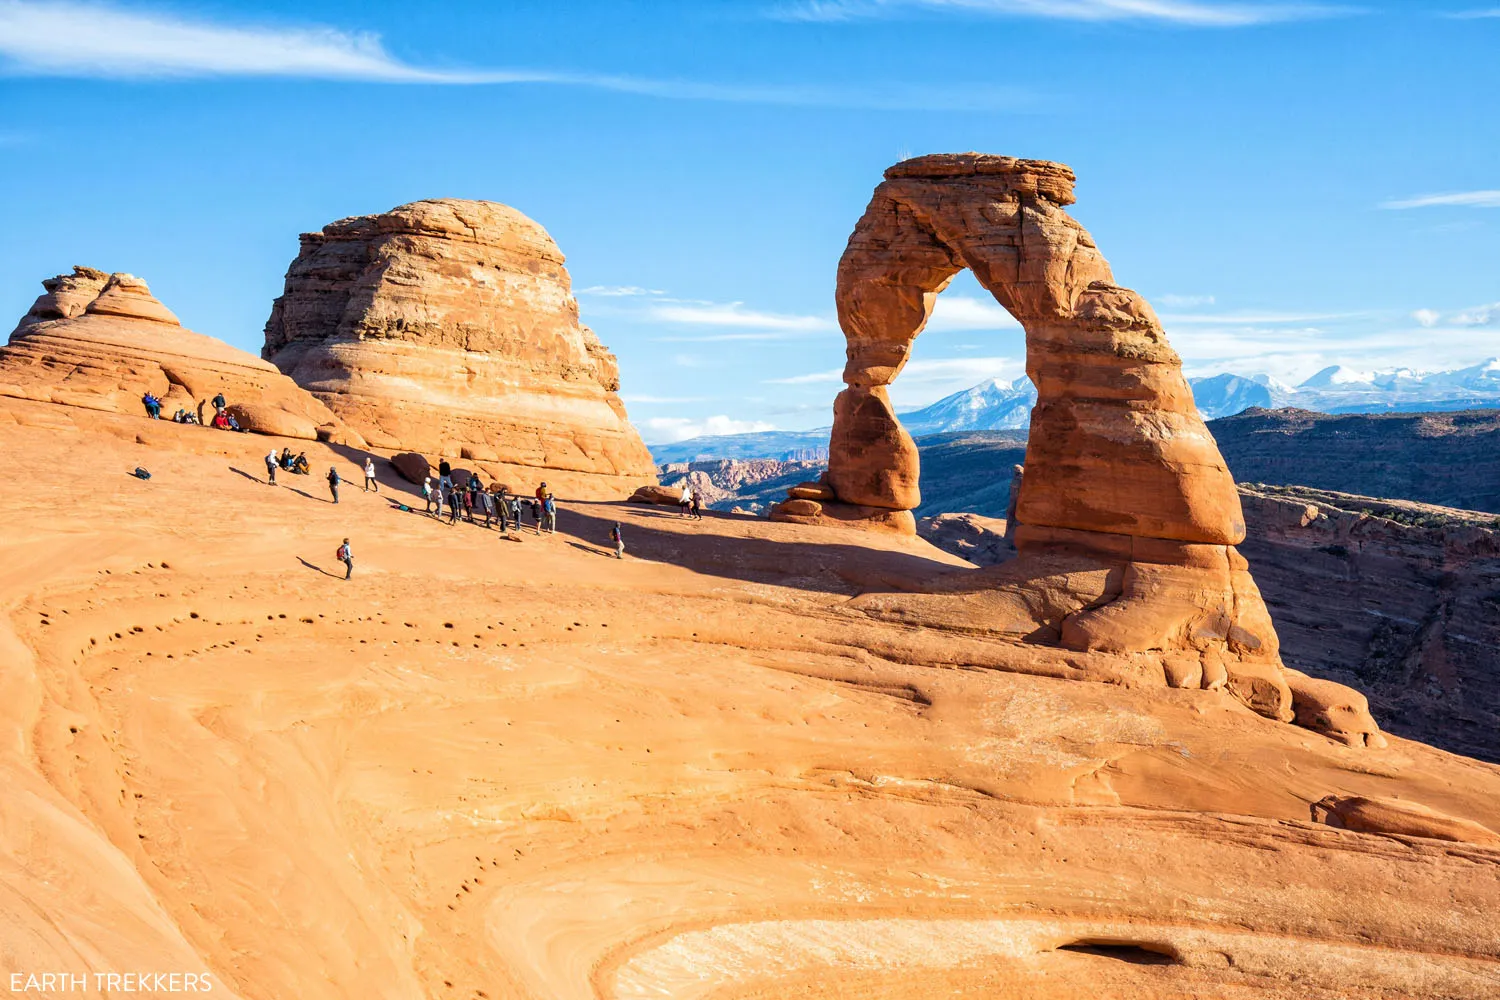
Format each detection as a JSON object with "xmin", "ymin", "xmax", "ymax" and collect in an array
[{"xmin": 2, "ymin": 394, "xmax": 1499, "ymax": 999}]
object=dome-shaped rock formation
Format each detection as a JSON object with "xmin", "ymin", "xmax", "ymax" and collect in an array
[
  {"xmin": 262, "ymin": 199, "xmax": 656, "ymax": 498},
  {"xmin": 2, "ymin": 267, "xmax": 358, "ymax": 442},
  {"xmin": 777, "ymin": 154, "xmax": 1312, "ymax": 729}
]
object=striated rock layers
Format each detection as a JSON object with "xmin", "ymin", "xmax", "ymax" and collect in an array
[
  {"xmin": 262, "ymin": 199, "xmax": 655, "ymax": 497},
  {"xmin": 781, "ymin": 154, "xmax": 1301, "ymax": 728},
  {"xmin": 1, "ymin": 267, "xmax": 353, "ymax": 441}
]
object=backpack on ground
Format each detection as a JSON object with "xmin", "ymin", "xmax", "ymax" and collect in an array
[{"xmin": 132, "ymin": 467, "xmax": 151, "ymax": 480}]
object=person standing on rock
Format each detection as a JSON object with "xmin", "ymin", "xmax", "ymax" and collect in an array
[
  {"xmin": 509, "ymin": 495, "xmax": 522, "ymax": 532},
  {"xmin": 211, "ymin": 391, "xmax": 226, "ymax": 415},
  {"xmin": 264, "ymin": 448, "xmax": 278, "ymax": 485},
  {"xmin": 327, "ymin": 466, "xmax": 341, "ymax": 503},
  {"xmin": 543, "ymin": 493, "xmax": 557, "ymax": 534},
  {"xmin": 363, "ymin": 457, "xmax": 378, "ymax": 493},
  {"xmin": 690, "ymin": 492, "xmax": 703, "ymax": 520},
  {"xmin": 447, "ymin": 484, "xmax": 462, "ymax": 525},
  {"xmin": 678, "ymin": 484, "xmax": 693, "ymax": 518},
  {"xmin": 337, "ymin": 538, "xmax": 353, "ymax": 580},
  {"xmin": 422, "ymin": 476, "xmax": 438, "ymax": 516},
  {"xmin": 610, "ymin": 522, "xmax": 624, "ymax": 559},
  {"xmin": 438, "ymin": 459, "xmax": 452, "ymax": 492},
  {"xmin": 141, "ymin": 392, "xmax": 161, "ymax": 419}
]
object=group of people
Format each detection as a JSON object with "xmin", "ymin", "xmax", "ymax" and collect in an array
[
  {"xmin": 419, "ymin": 465, "xmax": 560, "ymax": 536},
  {"xmin": 144, "ymin": 389, "xmax": 243, "ymax": 431}
]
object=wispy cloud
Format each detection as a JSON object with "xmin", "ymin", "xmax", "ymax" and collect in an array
[
  {"xmin": 578, "ymin": 285, "xmax": 666, "ymax": 297},
  {"xmin": 925, "ymin": 294, "xmax": 1021, "ymax": 331},
  {"xmin": 619, "ymin": 394, "xmax": 708, "ymax": 404},
  {"xmin": 764, "ymin": 355, "xmax": 1018, "ymax": 387},
  {"xmin": 1444, "ymin": 8, "xmax": 1500, "ymax": 18},
  {"xmin": 647, "ymin": 300, "xmax": 836, "ymax": 332},
  {"xmin": 0, "ymin": 1, "xmax": 1034, "ymax": 110},
  {"xmin": 638, "ymin": 415, "xmax": 778, "ymax": 443},
  {"xmin": 1412, "ymin": 308, "xmax": 1441, "ymax": 328},
  {"xmin": 1380, "ymin": 190, "xmax": 1500, "ymax": 209},
  {"xmin": 1157, "ymin": 293, "xmax": 1216, "ymax": 307},
  {"xmin": 1450, "ymin": 302, "xmax": 1499, "ymax": 327},
  {"xmin": 773, "ymin": 0, "xmax": 1357, "ymax": 27}
]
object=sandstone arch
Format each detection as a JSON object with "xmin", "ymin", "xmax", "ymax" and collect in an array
[{"xmin": 777, "ymin": 153, "xmax": 1334, "ymax": 726}]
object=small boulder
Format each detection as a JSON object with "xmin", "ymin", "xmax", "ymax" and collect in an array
[
  {"xmin": 787, "ymin": 482, "xmax": 836, "ymax": 501},
  {"xmin": 777, "ymin": 498, "xmax": 824, "ymax": 517},
  {"xmin": 629, "ymin": 485, "xmax": 683, "ymax": 505},
  {"xmin": 1285, "ymin": 671, "xmax": 1387, "ymax": 748},
  {"xmin": 224, "ymin": 402, "xmax": 318, "ymax": 440},
  {"xmin": 391, "ymin": 452, "xmax": 431, "ymax": 484}
]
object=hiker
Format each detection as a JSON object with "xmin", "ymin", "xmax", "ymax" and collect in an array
[
  {"xmin": 280, "ymin": 447, "xmax": 295, "ymax": 470},
  {"xmin": 337, "ymin": 538, "xmax": 353, "ymax": 581},
  {"xmin": 211, "ymin": 391, "xmax": 226, "ymax": 414},
  {"xmin": 691, "ymin": 492, "xmax": 703, "ymax": 520},
  {"xmin": 141, "ymin": 392, "xmax": 161, "ymax": 419},
  {"xmin": 212, "ymin": 409, "xmax": 229, "ymax": 430},
  {"xmin": 610, "ymin": 522, "xmax": 624, "ymax": 559},
  {"xmin": 226, "ymin": 412, "xmax": 244, "ymax": 432},
  {"xmin": 509, "ymin": 495, "xmax": 522, "ymax": 531},
  {"xmin": 446, "ymin": 484, "xmax": 462, "ymax": 525},
  {"xmin": 422, "ymin": 476, "xmax": 438, "ymax": 515},
  {"xmin": 460, "ymin": 480, "xmax": 475, "ymax": 523},
  {"xmin": 480, "ymin": 486, "xmax": 496, "ymax": 528},
  {"xmin": 678, "ymin": 484, "xmax": 693, "ymax": 518},
  {"xmin": 363, "ymin": 457, "xmax": 378, "ymax": 492},
  {"xmin": 327, "ymin": 466, "xmax": 341, "ymax": 503},
  {"xmin": 535, "ymin": 481, "xmax": 549, "ymax": 503},
  {"xmin": 542, "ymin": 493, "xmax": 557, "ymax": 534},
  {"xmin": 528, "ymin": 498, "xmax": 542, "ymax": 533},
  {"xmin": 493, "ymin": 488, "xmax": 510, "ymax": 533},
  {"xmin": 438, "ymin": 459, "xmax": 452, "ymax": 490},
  {"xmin": 292, "ymin": 452, "xmax": 310, "ymax": 475},
  {"xmin": 264, "ymin": 448, "xmax": 278, "ymax": 485}
]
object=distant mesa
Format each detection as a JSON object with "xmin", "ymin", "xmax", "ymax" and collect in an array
[
  {"xmin": 1, "ymin": 266, "xmax": 358, "ymax": 442},
  {"xmin": 769, "ymin": 152, "xmax": 1382, "ymax": 742},
  {"xmin": 262, "ymin": 198, "xmax": 657, "ymax": 498}
]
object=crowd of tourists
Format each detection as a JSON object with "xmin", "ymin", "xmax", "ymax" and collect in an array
[{"xmin": 143, "ymin": 390, "xmax": 245, "ymax": 431}]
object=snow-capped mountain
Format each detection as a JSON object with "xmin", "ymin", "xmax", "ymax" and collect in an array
[
  {"xmin": 898, "ymin": 376, "xmax": 1036, "ymax": 434},
  {"xmin": 644, "ymin": 360, "xmax": 1500, "ymax": 463}
]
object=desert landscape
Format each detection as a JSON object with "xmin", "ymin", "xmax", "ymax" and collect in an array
[{"xmin": 2, "ymin": 139, "xmax": 1499, "ymax": 1000}]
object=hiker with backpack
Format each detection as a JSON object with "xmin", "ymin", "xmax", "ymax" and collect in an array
[
  {"xmin": 264, "ymin": 448, "xmax": 278, "ymax": 485},
  {"xmin": 610, "ymin": 522, "xmax": 624, "ymax": 559},
  {"xmin": 337, "ymin": 538, "xmax": 353, "ymax": 580},
  {"xmin": 141, "ymin": 392, "xmax": 162, "ymax": 419},
  {"xmin": 422, "ymin": 476, "xmax": 438, "ymax": 515},
  {"xmin": 327, "ymin": 466, "xmax": 341, "ymax": 503},
  {"xmin": 542, "ymin": 493, "xmax": 558, "ymax": 534}
]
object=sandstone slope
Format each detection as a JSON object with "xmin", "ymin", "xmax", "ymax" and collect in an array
[
  {"xmin": 263, "ymin": 199, "xmax": 656, "ymax": 498},
  {"xmin": 1, "ymin": 267, "xmax": 355, "ymax": 442},
  {"xmin": 2, "ymin": 396, "xmax": 1499, "ymax": 998}
]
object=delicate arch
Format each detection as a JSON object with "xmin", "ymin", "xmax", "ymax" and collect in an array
[{"xmin": 827, "ymin": 153, "xmax": 1242, "ymax": 547}]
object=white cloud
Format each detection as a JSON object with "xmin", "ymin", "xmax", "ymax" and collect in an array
[
  {"xmin": 578, "ymin": 285, "xmax": 665, "ymax": 297},
  {"xmin": 1450, "ymin": 303, "xmax": 1499, "ymax": 327},
  {"xmin": 1380, "ymin": 190, "xmax": 1500, "ymax": 210},
  {"xmin": 773, "ymin": 0, "xmax": 1355, "ymax": 26},
  {"xmin": 925, "ymin": 294, "xmax": 1021, "ymax": 331},
  {"xmin": 764, "ymin": 367, "xmax": 844, "ymax": 385},
  {"xmin": 619, "ymin": 394, "xmax": 707, "ymax": 404},
  {"xmin": 1157, "ymin": 293, "xmax": 1216, "ymax": 307},
  {"xmin": 1158, "ymin": 309, "xmax": 1362, "ymax": 324},
  {"xmin": 652, "ymin": 332, "xmax": 806, "ymax": 342},
  {"xmin": 1412, "ymin": 308, "xmax": 1441, "ymax": 328},
  {"xmin": 648, "ymin": 300, "xmax": 836, "ymax": 332},
  {"xmin": 0, "ymin": 1, "xmax": 1033, "ymax": 110},
  {"xmin": 638, "ymin": 415, "xmax": 778, "ymax": 443},
  {"xmin": 1445, "ymin": 8, "xmax": 1500, "ymax": 18},
  {"xmin": 764, "ymin": 355, "xmax": 1017, "ymax": 387}
]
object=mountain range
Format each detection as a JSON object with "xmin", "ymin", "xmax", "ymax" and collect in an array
[{"xmin": 647, "ymin": 359, "xmax": 1500, "ymax": 463}]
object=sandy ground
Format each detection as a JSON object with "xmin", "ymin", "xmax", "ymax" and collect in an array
[{"xmin": 2, "ymin": 396, "xmax": 1499, "ymax": 999}]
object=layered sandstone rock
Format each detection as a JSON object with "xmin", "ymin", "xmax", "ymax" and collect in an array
[
  {"xmin": 790, "ymin": 154, "xmax": 1297, "ymax": 725},
  {"xmin": 1, "ymin": 268, "xmax": 355, "ymax": 442},
  {"xmin": 262, "ymin": 199, "xmax": 655, "ymax": 498}
]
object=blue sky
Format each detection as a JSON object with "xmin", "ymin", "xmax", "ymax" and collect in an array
[{"xmin": 1, "ymin": 1, "xmax": 1497, "ymax": 442}]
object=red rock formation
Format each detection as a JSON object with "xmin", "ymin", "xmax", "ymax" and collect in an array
[
  {"xmin": 792, "ymin": 154, "xmax": 1296, "ymax": 724},
  {"xmin": 1, "ymin": 268, "xmax": 356, "ymax": 442},
  {"xmin": 262, "ymin": 199, "xmax": 656, "ymax": 498}
]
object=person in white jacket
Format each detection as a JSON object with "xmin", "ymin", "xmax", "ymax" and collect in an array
[
  {"xmin": 264, "ymin": 449, "xmax": 278, "ymax": 486},
  {"xmin": 363, "ymin": 457, "xmax": 378, "ymax": 492}
]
